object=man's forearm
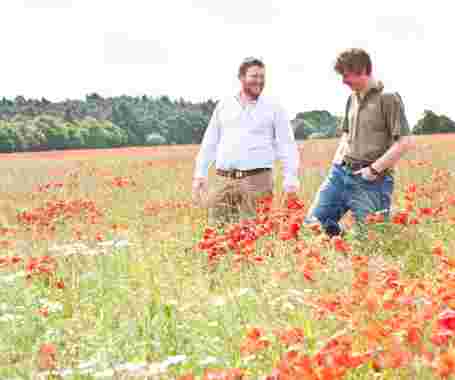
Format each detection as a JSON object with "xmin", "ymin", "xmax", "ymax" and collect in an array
[
  {"xmin": 371, "ymin": 136, "xmax": 414, "ymax": 172},
  {"xmin": 280, "ymin": 142, "xmax": 300, "ymax": 191},
  {"xmin": 274, "ymin": 106, "xmax": 301, "ymax": 192},
  {"xmin": 194, "ymin": 141, "xmax": 214, "ymax": 178},
  {"xmin": 194, "ymin": 124, "xmax": 219, "ymax": 178}
]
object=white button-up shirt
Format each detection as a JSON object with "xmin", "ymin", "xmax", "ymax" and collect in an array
[{"xmin": 194, "ymin": 95, "xmax": 300, "ymax": 190}]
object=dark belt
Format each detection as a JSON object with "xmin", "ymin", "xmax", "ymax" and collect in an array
[
  {"xmin": 216, "ymin": 168, "xmax": 271, "ymax": 180},
  {"xmin": 341, "ymin": 159, "xmax": 389, "ymax": 177},
  {"xmin": 341, "ymin": 159, "xmax": 372, "ymax": 172}
]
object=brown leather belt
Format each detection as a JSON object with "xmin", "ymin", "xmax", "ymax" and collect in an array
[{"xmin": 216, "ymin": 168, "xmax": 271, "ymax": 180}]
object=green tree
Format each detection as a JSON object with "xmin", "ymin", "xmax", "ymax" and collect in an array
[
  {"xmin": 0, "ymin": 123, "xmax": 17, "ymax": 152},
  {"xmin": 413, "ymin": 110, "xmax": 455, "ymax": 135}
]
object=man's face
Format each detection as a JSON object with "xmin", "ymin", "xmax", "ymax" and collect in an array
[
  {"xmin": 240, "ymin": 65, "xmax": 265, "ymax": 99},
  {"xmin": 341, "ymin": 69, "xmax": 370, "ymax": 92}
]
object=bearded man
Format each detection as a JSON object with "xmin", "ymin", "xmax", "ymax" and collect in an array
[{"xmin": 192, "ymin": 57, "xmax": 300, "ymax": 226}]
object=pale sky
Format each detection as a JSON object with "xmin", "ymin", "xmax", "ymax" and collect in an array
[{"xmin": 1, "ymin": 1, "xmax": 453, "ymax": 126}]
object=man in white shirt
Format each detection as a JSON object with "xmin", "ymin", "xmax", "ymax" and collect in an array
[{"xmin": 192, "ymin": 57, "xmax": 300, "ymax": 226}]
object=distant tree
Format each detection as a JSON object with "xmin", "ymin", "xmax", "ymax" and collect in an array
[
  {"xmin": 413, "ymin": 110, "xmax": 455, "ymax": 135},
  {"xmin": 66, "ymin": 126, "xmax": 87, "ymax": 149},
  {"xmin": 0, "ymin": 123, "xmax": 17, "ymax": 152},
  {"xmin": 292, "ymin": 110, "xmax": 339, "ymax": 140},
  {"xmin": 64, "ymin": 108, "xmax": 75, "ymax": 123}
]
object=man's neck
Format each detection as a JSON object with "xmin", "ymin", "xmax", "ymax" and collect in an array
[{"xmin": 356, "ymin": 78, "xmax": 376, "ymax": 99}]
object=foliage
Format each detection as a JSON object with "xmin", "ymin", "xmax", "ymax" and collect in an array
[
  {"xmin": 292, "ymin": 110, "xmax": 341, "ymax": 140},
  {"xmin": 0, "ymin": 94, "xmax": 215, "ymax": 152},
  {"xmin": 0, "ymin": 95, "xmax": 453, "ymax": 152},
  {"xmin": 413, "ymin": 110, "xmax": 455, "ymax": 135}
]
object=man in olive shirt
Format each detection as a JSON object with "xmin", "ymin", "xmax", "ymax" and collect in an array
[{"xmin": 306, "ymin": 48, "xmax": 415, "ymax": 237}]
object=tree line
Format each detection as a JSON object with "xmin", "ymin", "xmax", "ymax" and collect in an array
[{"xmin": 0, "ymin": 94, "xmax": 452, "ymax": 152}]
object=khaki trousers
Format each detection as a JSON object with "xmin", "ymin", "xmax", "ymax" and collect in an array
[{"xmin": 206, "ymin": 170, "xmax": 273, "ymax": 226}]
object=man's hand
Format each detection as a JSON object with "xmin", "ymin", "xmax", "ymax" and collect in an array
[
  {"xmin": 332, "ymin": 132, "xmax": 348, "ymax": 165},
  {"xmin": 353, "ymin": 167, "xmax": 378, "ymax": 182},
  {"xmin": 192, "ymin": 177, "xmax": 208, "ymax": 206}
]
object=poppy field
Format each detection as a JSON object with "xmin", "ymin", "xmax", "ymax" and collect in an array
[{"xmin": 1, "ymin": 135, "xmax": 455, "ymax": 379}]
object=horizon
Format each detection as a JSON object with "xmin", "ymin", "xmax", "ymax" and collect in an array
[{"xmin": 3, "ymin": 92, "xmax": 450, "ymax": 127}]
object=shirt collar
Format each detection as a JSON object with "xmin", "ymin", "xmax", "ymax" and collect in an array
[
  {"xmin": 355, "ymin": 79, "xmax": 384, "ymax": 100},
  {"xmin": 235, "ymin": 92, "xmax": 261, "ymax": 107}
]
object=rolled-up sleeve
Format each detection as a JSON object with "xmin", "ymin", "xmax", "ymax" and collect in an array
[
  {"xmin": 273, "ymin": 105, "xmax": 300, "ymax": 190},
  {"xmin": 194, "ymin": 104, "xmax": 220, "ymax": 178},
  {"xmin": 385, "ymin": 93, "xmax": 411, "ymax": 140}
]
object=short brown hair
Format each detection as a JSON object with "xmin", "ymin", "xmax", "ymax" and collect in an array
[
  {"xmin": 238, "ymin": 57, "xmax": 265, "ymax": 78},
  {"xmin": 334, "ymin": 48, "xmax": 372, "ymax": 75}
]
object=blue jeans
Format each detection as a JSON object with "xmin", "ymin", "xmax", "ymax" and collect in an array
[{"xmin": 306, "ymin": 164, "xmax": 394, "ymax": 237}]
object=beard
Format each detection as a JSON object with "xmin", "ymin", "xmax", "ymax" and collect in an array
[{"xmin": 243, "ymin": 82, "xmax": 264, "ymax": 99}]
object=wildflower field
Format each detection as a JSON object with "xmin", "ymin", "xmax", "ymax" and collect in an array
[{"xmin": 1, "ymin": 135, "xmax": 455, "ymax": 380}]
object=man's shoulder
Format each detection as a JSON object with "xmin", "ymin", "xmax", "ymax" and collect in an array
[
  {"xmin": 215, "ymin": 96, "xmax": 234, "ymax": 107},
  {"xmin": 259, "ymin": 94, "xmax": 281, "ymax": 106},
  {"xmin": 211, "ymin": 96, "xmax": 239, "ymax": 114},
  {"xmin": 380, "ymin": 89, "xmax": 405, "ymax": 107}
]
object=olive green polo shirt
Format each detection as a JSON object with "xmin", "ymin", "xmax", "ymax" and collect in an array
[{"xmin": 342, "ymin": 80, "xmax": 411, "ymax": 164}]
